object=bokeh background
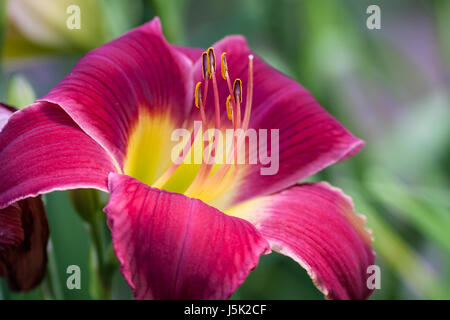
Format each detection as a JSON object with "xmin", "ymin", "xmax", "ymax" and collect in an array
[{"xmin": 0, "ymin": 0, "xmax": 449, "ymax": 300}]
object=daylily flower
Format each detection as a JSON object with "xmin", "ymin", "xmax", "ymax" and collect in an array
[
  {"xmin": 0, "ymin": 18, "xmax": 374, "ymax": 299},
  {"xmin": 0, "ymin": 103, "xmax": 49, "ymax": 291}
]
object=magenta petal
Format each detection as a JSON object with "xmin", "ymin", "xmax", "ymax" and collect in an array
[
  {"xmin": 38, "ymin": 17, "xmax": 194, "ymax": 168},
  {"xmin": 234, "ymin": 182, "xmax": 374, "ymax": 300},
  {"xmin": 0, "ymin": 102, "xmax": 117, "ymax": 209},
  {"xmin": 173, "ymin": 45, "xmax": 204, "ymax": 62},
  {"xmin": 190, "ymin": 36, "xmax": 364, "ymax": 205},
  {"xmin": 105, "ymin": 173, "xmax": 270, "ymax": 299}
]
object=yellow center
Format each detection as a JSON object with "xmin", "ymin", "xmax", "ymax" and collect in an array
[{"xmin": 123, "ymin": 109, "xmax": 236, "ymax": 209}]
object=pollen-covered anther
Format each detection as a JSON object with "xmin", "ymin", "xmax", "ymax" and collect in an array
[
  {"xmin": 207, "ymin": 47, "xmax": 216, "ymax": 75},
  {"xmin": 194, "ymin": 82, "xmax": 202, "ymax": 108},
  {"xmin": 201, "ymin": 52, "xmax": 210, "ymax": 80},
  {"xmin": 221, "ymin": 52, "xmax": 228, "ymax": 80},
  {"xmin": 233, "ymin": 79, "xmax": 243, "ymax": 103},
  {"xmin": 226, "ymin": 95, "xmax": 233, "ymax": 121}
]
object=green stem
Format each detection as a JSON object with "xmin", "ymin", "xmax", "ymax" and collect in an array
[
  {"xmin": 68, "ymin": 189, "xmax": 113, "ymax": 299},
  {"xmin": 68, "ymin": 189, "xmax": 117, "ymax": 299},
  {"xmin": 87, "ymin": 217, "xmax": 111, "ymax": 299},
  {"xmin": 46, "ymin": 239, "xmax": 64, "ymax": 300}
]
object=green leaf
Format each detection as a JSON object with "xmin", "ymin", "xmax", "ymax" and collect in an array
[
  {"xmin": 366, "ymin": 167, "xmax": 450, "ymax": 255},
  {"xmin": 45, "ymin": 192, "xmax": 92, "ymax": 299},
  {"xmin": 150, "ymin": 0, "xmax": 186, "ymax": 43},
  {"xmin": 342, "ymin": 179, "xmax": 449, "ymax": 299}
]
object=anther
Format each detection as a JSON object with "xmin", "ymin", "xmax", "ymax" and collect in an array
[
  {"xmin": 202, "ymin": 52, "xmax": 209, "ymax": 79},
  {"xmin": 207, "ymin": 47, "xmax": 216, "ymax": 75},
  {"xmin": 233, "ymin": 79, "xmax": 242, "ymax": 103},
  {"xmin": 194, "ymin": 82, "xmax": 202, "ymax": 108},
  {"xmin": 221, "ymin": 52, "xmax": 228, "ymax": 80},
  {"xmin": 226, "ymin": 95, "xmax": 233, "ymax": 121}
]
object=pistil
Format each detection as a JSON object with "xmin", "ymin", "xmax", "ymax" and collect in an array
[{"xmin": 242, "ymin": 55, "xmax": 254, "ymax": 131}]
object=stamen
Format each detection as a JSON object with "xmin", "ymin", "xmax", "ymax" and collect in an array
[
  {"xmin": 233, "ymin": 79, "xmax": 242, "ymax": 129},
  {"xmin": 202, "ymin": 78, "xmax": 209, "ymax": 107},
  {"xmin": 226, "ymin": 95, "xmax": 233, "ymax": 121},
  {"xmin": 207, "ymin": 47, "xmax": 221, "ymax": 130},
  {"xmin": 199, "ymin": 58, "xmax": 254, "ymax": 199},
  {"xmin": 185, "ymin": 48, "xmax": 220, "ymax": 196},
  {"xmin": 222, "ymin": 52, "xmax": 238, "ymax": 126},
  {"xmin": 154, "ymin": 49, "xmax": 255, "ymax": 203}
]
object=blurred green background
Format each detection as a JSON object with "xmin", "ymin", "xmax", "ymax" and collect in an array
[{"xmin": 0, "ymin": 0, "xmax": 449, "ymax": 300}]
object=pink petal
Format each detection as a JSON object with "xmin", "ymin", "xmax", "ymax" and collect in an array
[
  {"xmin": 173, "ymin": 45, "xmax": 203, "ymax": 62},
  {"xmin": 0, "ymin": 102, "xmax": 117, "ymax": 209},
  {"xmin": 189, "ymin": 36, "xmax": 364, "ymax": 205},
  {"xmin": 38, "ymin": 17, "xmax": 194, "ymax": 168},
  {"xmin": 105, "ymin": 173, "xmax": 270, "ymax": 299},
  {"xmin": 231, "ymin": 182, "xmax": 374, "ymax": 300},
  {"xmin": 0, "ymin": 197, "xmax": 49, "ymax": 291}
]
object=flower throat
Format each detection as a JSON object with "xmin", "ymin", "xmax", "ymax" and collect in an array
[{"xmin": 126, "ymin": 47, "xmax": 254, "ymax": 205}]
